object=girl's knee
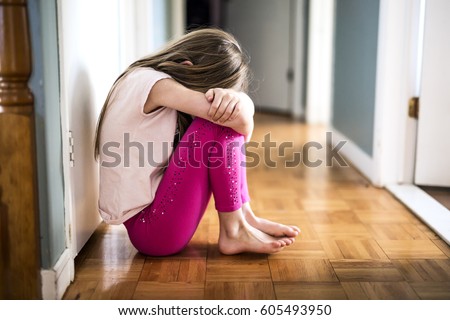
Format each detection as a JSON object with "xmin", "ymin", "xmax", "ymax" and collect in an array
[{"xmin": 190, "ymin": 117, "xmax": 243, "ymax": 139}]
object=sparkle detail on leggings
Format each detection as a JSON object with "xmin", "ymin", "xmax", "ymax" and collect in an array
[
  {"xmin": 225, "ymin": 129, "xmax": 240, "ymax": 205},
  {"xmin": 140, "ymin": 120, "xmax": 241, "ymax": 223}
]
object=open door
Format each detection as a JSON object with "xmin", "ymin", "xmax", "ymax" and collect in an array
[
  {"xmin": 375, "ymin": 0, "xmax": 450, "ymax": 245},
  {"xmin": 223, "ymin": 0, "xmax": 293, "ymax": 113},
  {"xmin": 414, "ymin": 0, "xmax": 450, "ymax": 187}
]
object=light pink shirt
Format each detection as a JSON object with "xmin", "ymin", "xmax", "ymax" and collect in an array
[{"xmin": 98, "ymin": 68, "xmax": 177, "ymax": 224}]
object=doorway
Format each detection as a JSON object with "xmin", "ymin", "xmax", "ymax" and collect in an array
[
  {"xmin": 385, "ymin": 0, "xmax": 450, "ymax": 244},
  {"xmin": 185, "ymin": 0, "xmax": 307, "ymax": 117},
  {"xmin": 186, "ymin": 0, "xmax": 223, "ymax": 30},
  {"xmin": 413, "ymin": 0, "xmax": 450, "ymax": 209}
]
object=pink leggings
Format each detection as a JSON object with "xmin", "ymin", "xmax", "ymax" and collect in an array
[{"xmin": 124, "ymin": 117, "xmax": 250, "ymax": 256}]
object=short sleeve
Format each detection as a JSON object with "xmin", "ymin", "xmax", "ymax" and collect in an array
[{"xmin": 119, "ymin": 68, "xmax": 172, "ymax": 116}]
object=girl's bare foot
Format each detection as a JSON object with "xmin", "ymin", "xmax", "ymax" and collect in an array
[
  {"xmin": 242, "ymin": 202, "xmax": 301, "ymax": 237},
  {"xmin": 218, "ymin": 209, "xmax": 295, "ymax": 255}
]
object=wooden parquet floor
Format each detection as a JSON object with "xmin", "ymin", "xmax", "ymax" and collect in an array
[{"xmin": 63, "ymin": 113, "xmax": 450, "ymax": 300}]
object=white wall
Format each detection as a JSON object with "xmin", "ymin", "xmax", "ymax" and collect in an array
[
  {"xmin": 306, "ymin": 0, "xmax": 334, "ymax": 125},
  {"xmin": 54, "ymin": 0, "xmax": 176, "ymax": 298},
  {"xmin": 58, "ymin": 0, "xmax": 177, "ymax": 257},
  {"xmin": 58, "ymin": 0, "xmax": 122, "ymax": 256},
  {"xmin": 119, "ymin": 0, "xmax": 154, "ymax": 69}
]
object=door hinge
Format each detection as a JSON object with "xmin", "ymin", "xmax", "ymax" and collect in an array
[
  {"xmin": 287, "ymin": 68, "xmax": 294, "ymax": 82},
  {"xmin": 68, "ymin": 130, "xmax": 75, "ymax": 167},
  {"xmin": 408, "ymin": 97, "xmax": 419, "ymax": 119},
  {"xmin": 68, "ymin": 223, "xmax": 72, "ymax": 243}
]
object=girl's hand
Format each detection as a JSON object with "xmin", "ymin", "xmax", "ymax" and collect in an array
[{"xmin": 205, "ymin": 88, "xmax": 241, "ymax": 123}]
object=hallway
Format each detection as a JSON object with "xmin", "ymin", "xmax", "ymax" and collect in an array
[{"xmin": 63, "ymin": 113, "xmax": 450, "ymax": 300}]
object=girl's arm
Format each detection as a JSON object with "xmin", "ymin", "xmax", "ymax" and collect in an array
[{"xmin": 145, "ymin": 78, "xmax": 254, "ymax": 137}]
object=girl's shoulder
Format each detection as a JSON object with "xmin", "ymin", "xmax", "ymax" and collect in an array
[
  {"xmin": 113, "ymin": 67, "xmax": 171, "ymax": 101},
  {"xmin": 123, "ymin": 67, "xmax": 171, "ymax": 85}
]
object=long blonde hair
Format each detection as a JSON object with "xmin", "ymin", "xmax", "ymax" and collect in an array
[{"xmin": 94, "ymin": 28, "xmax": 250, "ymax": 159}]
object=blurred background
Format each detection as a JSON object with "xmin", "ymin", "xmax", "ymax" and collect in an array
[{"xmin": 1, "ymin": 0, "xmax": 449, "ymax": 298}]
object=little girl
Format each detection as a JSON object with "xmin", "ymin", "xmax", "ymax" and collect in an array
[{"xmin": 95, "ymin": 28, "xmax": 300, "ymax": 256}]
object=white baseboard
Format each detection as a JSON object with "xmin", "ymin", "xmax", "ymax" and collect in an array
[
  {"xmin": 41, "ymin": 249, "xmax": 73, "ymax": 299},
  {"xmin": 329, "ymin": 126, "xmax": 375, "ymax": 184},
  {"xmin": 387, "ymin": 184, "xmax": 450, "ymax": 245}
]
